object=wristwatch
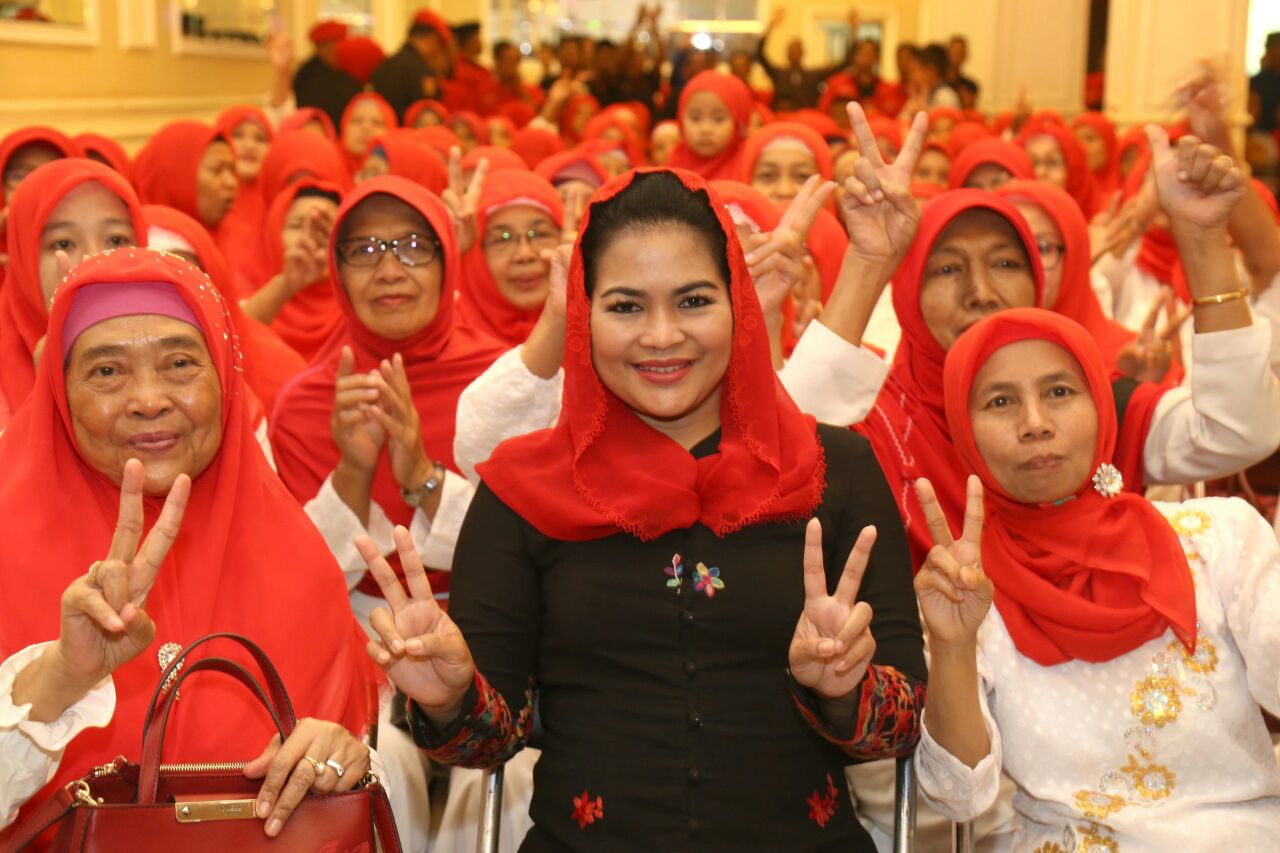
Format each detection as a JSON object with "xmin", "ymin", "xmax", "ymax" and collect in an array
[{"xmin": 400, "ymin": 462, "xmax": 444, "ymax": 508}]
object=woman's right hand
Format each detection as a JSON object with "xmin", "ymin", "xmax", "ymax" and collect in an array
[
  {"xmin": 359, "ymin": 526, "xmax": 475, "ymax": 724},
  {"xmin": 913, "ymin": 476, "xmax": 993, "ymax": 648},
  {"xmin": 331, "ymin": 346, "xmax": 386, "ymax": 473}
]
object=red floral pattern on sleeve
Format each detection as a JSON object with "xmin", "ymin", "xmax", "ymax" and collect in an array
[
  {"xmin": 806, "ymin": 773, "xmax": 840, "ymax": 828},
  {"xmin": 571, "ymin": 791, "xmax": 604, "ymax": 828},
  {"xmin": 409, "ymin": 670, "xmax": 536, "ymax": 769},
  {"xmin": 791, "ymin": 664, "xmax": 925, "ymax": 759}
]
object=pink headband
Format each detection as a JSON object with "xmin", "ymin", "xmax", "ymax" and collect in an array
[{"xmin": 62, "ymin": 282, "xmax": 202, "ymax": 360}]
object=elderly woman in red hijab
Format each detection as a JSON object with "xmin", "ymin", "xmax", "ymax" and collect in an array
[
  {"xmin": 914, "ymin": 308, "xmax": 1280, "ymax": 851},
  {"xmin": 0, "ymin": 248, "xmax": 379, "ymax": 847},
  {"xmin": 666, "ymin": 70, "xmax": 754, "ymax": 180},
  {"xmin": 361, "ymin": 168, "xmax": 925, "ymax": 851}
]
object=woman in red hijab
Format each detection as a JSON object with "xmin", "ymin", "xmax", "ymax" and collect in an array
[
  {"xmin": 216, "ymin": 105, "xmax": 275, "ymax": 245},
  {"xmin": 143, "ymin": 204, "xmax": 307, "ymax": 420},
  {"xmin": 259, "ymin": 129, "xmax": 350, "ymax": 204},
  {"xmin": 456, "ymin": 170, "xmax": 563, "ymax": 347},
  {"xmin": 915, "ymin": 308, "xmax": 1280, "ymax": 852},
  {"xmin": 510, "ymin": 125, "xmax": 565, "ymax": 169},
  {"xmin": 461, "ymin": 145, "xmax": 526, "ymax": 176},
  {"xmin": 0, "ymin": 159, "xmax": 145, "ymax": 429},
  {"xmin": 1017, "ymin": 121, "xmax": 1101, "ymax": 217},
  {"xmin": 1071, "ymin": 111, "xmax": 1122, "ymax": 195},
  {"xmin": 131, "ymin": 120, "xmax": 253, "ymax": 289},
  {"xmin": 358, "ymin": 129, "xmax": 448, "ymax": 193},
  {"xmin": 0, "ymin": 248, "xmax": 378, "ymax": 847},
  {"xmin": 339, "ymin": 93, "xmax": 398, "ymax": 179},
  {"xmin": 73, "ymin": 133, "xmax": 131, "ymax": 177},
  {"xmin": 417, "ymin": 125, "xmax": 463, "ymax": 161},
  {"xmin": 926, "ymin": 106, "xmax": 964, "ymax": 142},
  {"xmin": 557, "ymin": 92, "xmax": 600, "ymax": 145},
  {"xmin": 666, "ymin": 70, "xmax": 754, "ymax": 180},
  {"xmin": 404, "ymin": 99, "xmax": 452, "ymax": 130},
  {"xmin": 449, "ymin": 111, "xmax": 489, "ymax": 154},
  {"xmin": 0, "ymin": 126, "xmax": 81, "ymax": 205},
  {"xmin": 948, "ymin": 138, "xmax": 1035, "ymax": 191},
  {"xmin": 486, "ymin": 115, "xmax": 518, "ymax": 149},
  {"xmin": 360, "ymin": 168, "xmax": 925, "ymax": 851},
  {"xmin": 269, "ymin": 176, "xmax": 505, "ymax": 604},
  {"xmin": 945, "ymin": 121, "xmax": 991, "ymax": 155},
  {"xmin": 278, "ymin": 107, "xmax": 338, "ymax": 140}
]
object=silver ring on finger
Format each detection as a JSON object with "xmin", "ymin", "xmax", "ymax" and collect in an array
[
  {"xmin": 303, "ymin": 755, "xmax": 327, "ymax": 777},
  {"xmin": 87, "ymin": 561, "xmax": 102, "ymax": 588},
  {"xmin": 325, "ymin": 758, "xmax": 346, "ymax": 778}
]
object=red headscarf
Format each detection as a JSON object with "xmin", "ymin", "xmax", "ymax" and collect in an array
[
  {"xmin": 949, "ymin": 138, "xmax": 1035, "ymax": 189},
  {"xmin": 558, "ymin": 93, "xmax": 600, "ymax": 144},
  {"xmin": 487, "ymin": 114, "xmax": 518, "ymax": 144},
  {"xmin": 581, "ymin": 111, "xmax": 646, "ymax": 168},
  {"xmin": 368, "ymin": 129, "xmax": 449, "ymax": 193},
  {"xmin": 417, "ymin": 125, "xmax": 463, "ymax": 160},
  {"xmin": 143, "ymin": 203, "xmax": 306, "ymax": 418},
  {"xmin": 787, "ymin": 110, "xmax": 844, "ymax": 142},
  {"xmin": 997, "ymin": 181, "xmax": 1135, "ymax": 372},
  {"xmin": 269, "ymin": 178, "xmax": 506, "ymax": 594},
  {"xmin": 816, "ymin": 75, "xmax": 859, "ymax": 119},
  {"xmin": 477, "ymin": 168, "xmax": 825, "ymax": 541},
  {"xmin": 1017, "ymin": 122, "xmax": 1102, "ymax": 217},
  {"xmin": 278, "ymin": 107, "xmax": 338, "ymax": 141},
  {"xmin": 534, "ymin": 149, "xmax": 610, "ymax": 188},
  {"xmin": 927, "ymin": 106, "xmax": 964, "ymax": 136},
  {"xmin": 0, "ymin": 249, "xmax": 377, "ymax": 841},
  {"xmin": 511, "ymin": 126, "xmax": 565, "ymax": 168},
  {"xmin": 942, "ymin": 308, "xmax": 1195, "ymax": 665},
  {"xmin": 339, "ymin": 94, "xmax": 399, "ymax": 177},
  {"xmin": 495, "ymin": 101, "xmax": 538, "ymax": 129},
  {"xmin": 462, "ymin": 145, "xmax": 528, "ymax": 174},
  {"xmin": 215, "ymin": 106, "xmax": 276, "ymax": 255},
  {"xmin": 0, "ymin": 126, "xmax": 82, "ymax": 206},
  {"xmin": 946, "ymin": 121, "xmax": 992, "ymax": 155},
  {"xmin": 1071, "ymin": 112, "xmax": 1121, "ymax": 195},
  {"xmin": 854, "ymin": 190, "xmax": 1045, "ymax": 568},
  {"xmin": 255, "ymin": 180, "xmax": 346, "ymax": 361},
  {"xmin": 457, "ymin": 171, "xmax": 564, "ymax": 346},
  {"xmin": 404, "ymin": 99, "xmax": 452, "ymax": 129},
  {"xmin": 737, "ymin": 122, "xmax": 834, "ymax": 184},
  {"xmin": 259, "ymin": 129, "xmax": 350, "ymax": 204},
  {"xmin": 336, "ymin": 35, "xmax": 386, "ymax": 85},
  {"xmin": 450, "ymin": 111, "xmax": 490, "ymax": 147},
  {"xmin": 1116, "ymin": 125, "xmax": 1148, "ymax": 178},
  {"xmin": 0, "ymin": 160, "xmax": 147, "ymax": 424},
  {"xmin": 867, "ymin": 116, "xmax": 903, "ymax": 158},
  {"xmin": 73, "ymin": 133, "xmax": 131, "ymax": 177},
  {"xmin": 667, "ymin": 71, "xmax": 754, "ymax": 181}
]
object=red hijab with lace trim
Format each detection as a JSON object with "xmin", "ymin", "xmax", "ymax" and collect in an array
[
  {"xmin": 269, "ymin": 177, "xmax": 505, "ymax": 594},
  {"xmin": 339, "ymin": 93, "xmax": 398, "ymax": 177},
  {"xmin": 948, "ymin": 139, "xmax": 1034, "ymax": 189},
  {"xmin": 943, "ymin": 308, "xmax": 1196, "ymax": 665},
  {"xmin": 457, "ymin": 171, "xmax": 563, "ymax": 347},
  {"xmin": 0, "ymin": 249, "xmax": 377, "ymax": 841},
  {"xmin": 0, "ymin": 160, "xmax": 147, "ymax": 426},
  {"xmin": 143, "ymin": 203, "xmax": 306, "ymax": 419},
  {"xmin": 855, "ymin": 191, "xmax": 1045, "ymax": 568},
  {"xmin": 666, "ymin": 71, "xmax": 754, "ymax": 181},
  {"xmin": 997, "ymin": 180, "xmax": 1135, "ymax": 372},
  {"xmin": 477, "ymin": 168, "xmax": 825, "ymax": 541},
  {"xmin": 1017, "ymin": 122, "xmax": 1102, "ymax": 217}
]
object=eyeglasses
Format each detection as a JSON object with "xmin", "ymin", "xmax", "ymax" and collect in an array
[
  {"xmin": 1036, "ymin": 239, "xmax": 1066, "ymax": 271},
  {"xmin": 336, "ymin": 234, "xmax": 440, "ymax": 267},
  {"xmin": 482, "ymin": 227, "xmax": 560, "ymax": 255}
]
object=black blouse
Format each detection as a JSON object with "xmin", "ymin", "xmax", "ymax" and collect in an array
[{"xmin": 410, "ymin": 425, "xmax": 926, "ymax": 851}]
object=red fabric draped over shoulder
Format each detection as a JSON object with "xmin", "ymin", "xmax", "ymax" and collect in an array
[
  {"xmin": 948, "ymin": 138, "xmax": 1035, "ymax": 189},
  {"xmin": 0, "ymin": 248, "xmax": 378, "ymax": 843},
  {"xmin": 666, "ymin": 71, "xmax": 754, "ymax": 181},
  {"xmin": 476, "ymin": 168, "xmax": 825, "ymax": 541},
  {"xmin": 0, "ymin": 160, "xmax": 147, "ymax": 425},
  {"xmin": 942, "ymin": 308, "xmax": 1194, "ymax": 665}
]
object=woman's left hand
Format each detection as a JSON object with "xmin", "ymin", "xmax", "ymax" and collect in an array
[
  {"xmin": 244, "ymin": 717, "xmax": 371, "ymax": 838},
  {"xmin": 443, "ymin": 147, "xmax": 488, "ymax": 255},
  {"xmin": 789, "ymin": 519, "xmax": 878, "ymax": 700},
  {"xmin": 371, "ymin": 353, "xmax": 434, "ymax": 493},
  {"xmin": 744, "ymin": 175, "xmax": 834, "ymax": 323}
]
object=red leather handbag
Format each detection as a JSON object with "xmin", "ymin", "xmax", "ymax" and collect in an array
[{"xmin": 4, "ymin": 633, "xmax": 401, "ymax": 852}]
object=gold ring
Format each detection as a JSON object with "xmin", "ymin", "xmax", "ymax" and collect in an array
[
  {"xmin": 87, "ymin": 561, "xmax": 102, "ymax": 588},
  {"xmin": 304, "ymin": 755, "xmax": 327, "ymax": 776}
]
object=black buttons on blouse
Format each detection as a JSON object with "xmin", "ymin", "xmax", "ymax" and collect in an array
[
  {"xmin": 687, "ymin": 819, "xmax": 701, "ymax": 836},
  {"xmin": 683, "ymin": 660, "xmax": 697, "ymax": 676},
  {"xmin": 687, "ymin": 711, "xmax": 703, "ymax": 729},
  {"xmin": 686, "ymin": 766, "xmax": 700, "ymax": 782},
  {"xmin": 680, "ymin": 610, "xmax": 695, "ymax": 625}
]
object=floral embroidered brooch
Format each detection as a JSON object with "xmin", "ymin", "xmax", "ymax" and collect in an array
[{"xmin": 663, "ymin": 554, "xmax": 725, "ymax": 597}]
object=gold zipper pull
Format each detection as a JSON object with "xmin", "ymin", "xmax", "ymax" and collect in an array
[
  {"xmin": 93, "ymin": 755, "xmax": 127, "ymax": 777},
  {"xmin": 66, "ymin": 780, "xmax": 102, "ymax": 808}
]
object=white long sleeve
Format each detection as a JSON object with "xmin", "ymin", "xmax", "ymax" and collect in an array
[
  {"xmin": 913, "ymin": 643, "xmax": 1004, "ymax": 823},
  {"xmin": 0, "ymin": 643, "xmax": 115, "ymax": 829},
  {"xmin": 1141, "ymin": 319, "xmax": 1280, "ymax": 484},
  {"xmin": 776, "ymin": 320, "xmax": 889, "ymax": 427},
  {"xmin": 304, "ymin": 470, "xmax": 475, "ymax": 591},
  {"xmin": 453, "ymin": 347, "xmax": 564, "ymax": 485}
]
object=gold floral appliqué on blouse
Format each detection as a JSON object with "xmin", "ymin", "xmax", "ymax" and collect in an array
[
  {"xmin": 1129, "ymin": 674, "xmax": 1183, "ymax": 728},
  {"xmin": 1168, "ymin": 508, "xmax": 1212, "ymax": 538}
]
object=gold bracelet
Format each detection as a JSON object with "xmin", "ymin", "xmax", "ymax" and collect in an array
[{"xmin": 1192, "ymin": 288, "xmax": 1249, "ymax": 307}]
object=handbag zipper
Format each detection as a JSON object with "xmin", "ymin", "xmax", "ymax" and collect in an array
[{"xmin": 92, "ymin": 757, "xmax": 248, "ymax": 775}]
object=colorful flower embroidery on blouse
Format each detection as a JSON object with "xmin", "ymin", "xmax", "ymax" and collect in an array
[
  {"xmin": 692, "ymin": 562, "xmax": 724, "ymax": 597},
  {"xmin": 665, "ymin": 554, "xmax": 684, "ymax": 589},
  {"xmin": 410, "ymin": 670, "xmax": 536, "ymax": 769},
  {"xmin": 805, "ymin": 773, "xmax": 839, "ymax": 828},
  {"xmin": 790, "ymin": 664, "xmax": 925, "ymax": 759},
  {"xmin": 571, "ymin": 790, "xmax": 604, "ymax": 829}
]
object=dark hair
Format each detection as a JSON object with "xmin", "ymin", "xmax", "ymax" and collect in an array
[
  {"xmin": 493, "ymin": 40, "xmax": 517, "ymax": 61},
  {"xmin": 857, "ymin": 39, "xmax": 881, "ymax": 58},
  {"xmin": 580, "ymin": 171, "xmax": 730, "ymax": 297},
  {"xmin": 408, "ymin": 22, "xmax": 442, "ymax": 40},
  {"xmin": 596, "ymin": 39, "xmax": 618, "ymax": 52},
  {"xmin": 918, "ymin": 44, "xmax": 949, "ymax": 75},
  {"xmin": 295, "ymin": 186, "xmax": 341, "ymax": 206},
  {"xmin": 452, "ymin": 22, "xmax": 480, "ymax": 43},
  {"xmin": 949, "ymin": 35, "xmax": 968, "ymax": 47}
]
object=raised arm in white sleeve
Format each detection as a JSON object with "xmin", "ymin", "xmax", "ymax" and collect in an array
[{"xmin": 777, "ymin": 320, "xmax": 889, "ymax": 427}]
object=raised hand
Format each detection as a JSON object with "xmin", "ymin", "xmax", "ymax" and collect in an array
[
  {"xmin": 539, "ymin": 243, "xmax": 572, "ymax": 324},
  {"xmin": 266, "ymin": 30, "xmax": 295, "ymax": 73},
  {"xmin": 330, "ymin": 346, "xmax": 386, "ymax": 473},
  {"xmin": 281, "ymin": 206, "xmax": 328, "ymax": 296},
  {"xmin": 842, "ymin": 102, "xmax": 929, "ymax": 273},
  {"xmin": 744, "ymin": 175, "xmax": 835, "ymax": 323},
  {"xmin": 43, "ymin": 460, "xmax": 190, "ymax": 706},
  {"xmin": 789, "ymin": 520, "xmax": 878, "ymax": 700},
  {"xmin": 360, "ymin": 527, "xmax": 475, "ymax": 720},
  {"xmin": 913, "ymin": 477, "xmax": 993, "ymax": 647},
  {"xmin": 1144, "ymin": 125, "xmax": 1245, "ymax": 234},
  {"xmin": 370, "ymin": 352, "xmax": 435, "ymax": 492},
  {"xmin": 1088, "ymin": 193, "xmax": 1140, "ymax": 265},
  {"xmin": 1114, "ymin": 288, "xmax": 1188, "ymax": 383},
  {"xmin": 560, "ymin": 182, "xmax": 590, "ymax": 245},
  {"xmin": 1179, "ymin": 63, "xmax": 1232, "ymax": 150},
  {"xmin": 443, "ymin": 146, "xmax": 488, "ymax": 254}
]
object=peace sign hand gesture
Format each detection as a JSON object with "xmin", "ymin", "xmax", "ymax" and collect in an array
[
  {"xmin": 1114, "ymin": 288, "xmax": 1189, "ymax": 384},
  {"xmin": 55, "ymin": 460, "xmax": 191, "ymax": 691},
  {"xmin": 840, "ymin": 103, "xmax": 929, "ymax": 275},
  {"xmin": 360, "ymin": 527, "xmax": 475, "ymax": 724},
  {"xmin": 913, "ymin": 477, "xmax": 993, "ymax": 648},
  {"xmin": 443, "ymin": 146, "xmax": 489, "ymax": 255},
  {"xmin": 789, "ymin": 520, "xmax": 879, "ymax": 700},
  {"xmin": 744, "ymin": 175, "xmax": 834, "ymax": 321}
]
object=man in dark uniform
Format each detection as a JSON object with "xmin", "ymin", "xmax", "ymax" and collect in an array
[
  {"xmin": 371, "ymin": 12, "xmax": 452, "ymax": 122},
  {"xmin": 292, "ymin": 20, "xmax": 362, "ymax": 130}
]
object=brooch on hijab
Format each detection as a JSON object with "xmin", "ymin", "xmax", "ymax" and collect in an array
[{"xmin": 1092, "ymin": 463, "xmax": 1123, "ymax": 498}]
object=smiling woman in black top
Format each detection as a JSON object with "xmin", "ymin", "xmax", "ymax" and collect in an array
[{"xmin": 357, "ymin": 168, "xmax": 926, "ymax": 851}]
